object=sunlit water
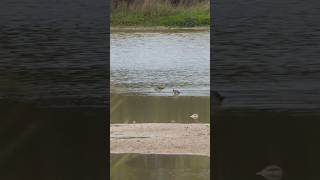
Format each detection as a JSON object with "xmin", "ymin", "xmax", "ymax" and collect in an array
[
  {"xmin": 111, "ymin": 31, "xmax": 210, "ymax": 123},
  {"xmin": 111, "ymin": 31, "xmax": 210, "ymax": 96}
]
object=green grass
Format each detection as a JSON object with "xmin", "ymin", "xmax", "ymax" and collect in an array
[{"xmin": 111, "ymin": 4, "xmax": 210, "ymax": 27}]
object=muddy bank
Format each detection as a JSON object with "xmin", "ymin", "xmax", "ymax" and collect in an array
[{"xmin": 110, "ymin": 123, "xmax": 210, "ymax": 156}]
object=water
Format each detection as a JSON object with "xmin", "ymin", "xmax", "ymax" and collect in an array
[
  {"xmin": 0, "ymin": 0, "xmax": 107, "ymax": 107},
  {"xmin": 0, "ymin": 104, "xmax": 107, "ymax": 179},
  {"xmin": 0, "ymin": 0, "xmax": 107, "ymax": 178},
  {"xmin": 110, "ymin": 30, "xmax": 210, "ymax": 179},
  {"xmin": 111, "ymin": 95, "xmax": 210, "ymax": 123},
  {"xmin": 111, "ymin": 31, "xmax": 210, "ymax": 124},
  {"xmin": 213, "ymin": 0, "xmax": 320, "ymax": 179},
  {"xmin": 111, "ymin": 31, "xmax": 210, "ymax": 96},
  {"xmin": 213, "ymin": 110, "xmax": 320, "ymax": 179},
  {"xmin": 111, "ymin": 154, "xmax": 210, "ymax": 180},
  {"xmin": 214, "ymin": 0, "xmax": 320, "ymax": 111}
]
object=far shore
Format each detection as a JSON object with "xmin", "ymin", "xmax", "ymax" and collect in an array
[
  {"xmin": 111, "ymin": 26, "xmax": 210, "ymax": 33},
  {"xmin": 110, "ymin": 123, "xmax": 210, "ymax": 156}
]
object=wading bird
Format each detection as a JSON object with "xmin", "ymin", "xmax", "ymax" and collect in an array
[
  {"xmin": 173, "ymin": 89, "xmax": 181, "ymax": 96},
  {"xmin": 213, "ymin": 91, "xmax": 224, "ymax": 105}
]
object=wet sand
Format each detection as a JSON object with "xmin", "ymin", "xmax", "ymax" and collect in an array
[{"xmin": 110, "ymin": 123, "xmax": 210, "ymax": 156}]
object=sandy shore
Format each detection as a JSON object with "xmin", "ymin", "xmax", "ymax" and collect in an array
[{"xmin": 110, "ymin": 123, "xmax": 210, "ymax": 156}]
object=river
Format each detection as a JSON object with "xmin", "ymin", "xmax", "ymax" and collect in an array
[
  {"xmin": 214, "ymin": 0, "xmax": 320, "ymax": 111},
  {"xmin": 111, "ymin": 31, "xmax": 210, "ymax": 96},
  {"xmin": 110, "ymin": 30, "xmax": 210, "ymax": 180},
  {"xmin": 213, "ymin": 0, "xmax": 320, "ymax": 179},
  {"xmin": 0, "ymin": 0, "xmax": 107, "ymax": 178}
]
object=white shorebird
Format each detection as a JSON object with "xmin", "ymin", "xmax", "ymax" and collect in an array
[
  {"xmin": 256, "ymin": 165, "xmax": 283, "ymax": 180},
  {"xmin": 173, "ymin": 89, "xmax": 181, "ymax": 96},
  {"xmin": 190, "ymin": 114, "xmax": 199, "ymax": 120}
]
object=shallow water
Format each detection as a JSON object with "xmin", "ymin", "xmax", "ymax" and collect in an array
[
  {"xmin": 213, "ymin": 109, "xmax": 320, "ymax": 179},
  {"xmin": 0, "ymin": 103, "xmax": 107, "ymax": 178},
  {"xmin": 111, "ymin": 31, "xmax": 210, "ymax": 96},
  {"xmin": 111, "ymin": 94, "xmax": 210, "ymax": 123},
  {"xmin": 111, "ymin": 154, "xmax": 210, "ymax": 180},
  {"xmin": 213, "ymin": 0, "xmax": 320, "ymax": 179},
  {"xmin": 0, "ymin": 0, "xmax": 107, "ymax": 178},
  {"xmin": 110, "ymin": 31, "xmax": 210, "ymax": 179}
]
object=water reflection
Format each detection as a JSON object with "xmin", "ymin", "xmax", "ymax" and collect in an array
[
  {"xmin": 0, "ymin": 103, "xmax": 106, "ymax": 179},
  {"xmin": 111, "ymin": 94, "xmax": 210, "ymax": 123},
  {"xmin": 213, "ymin": 109, "xmax": 320, "ymax": 179},
  {"xmin": 111, "ymin": 154, "xmax": 210, "ymax": 180}
]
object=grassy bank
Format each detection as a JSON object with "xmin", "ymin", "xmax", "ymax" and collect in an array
[{"xmin": 111, "ymin": 0, "xmax": 210, "ymax": 27}]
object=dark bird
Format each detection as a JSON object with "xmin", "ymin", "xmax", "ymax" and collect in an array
[
  {"xmin": 173, "ymin": 89, "xmax": 181, "ymax": 96},
  {"xmin": 213, "ymin": 91, "xmax": 224, "ymax": 105},
  {"xmin": 154, "ymin": 85, "xmax": 165, "ymax": 92}
]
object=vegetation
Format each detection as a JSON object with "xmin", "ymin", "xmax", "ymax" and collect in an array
[{"xmin": 111, "ymin": 0, "xmax": 210, "ymax": 27}]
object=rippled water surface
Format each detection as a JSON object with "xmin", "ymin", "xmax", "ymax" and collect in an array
[
  {"xmin": 110, "ymin": 31, "xmax": 210, "ymax": 179},
  {"xmin": 111, "ymin": 31, "xmax": 210, "ymax": 96},
  {"xmin": 0, "ymin": 0, "xmax": 107, "ymax": 107},
  {"xmin": 213, "ymin": 0, "xmax": 320, "ymax": 179},
  {"xmin": 214, "ymin": 0, "xmax": 320, "ymax": 111},
  {"xmin": 111, "ymin": 31, "xmax": 210, "ymax": 123},
  {"xmin": 0, "ymin": 0, "xmax": 107, "ymax": 178}
]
